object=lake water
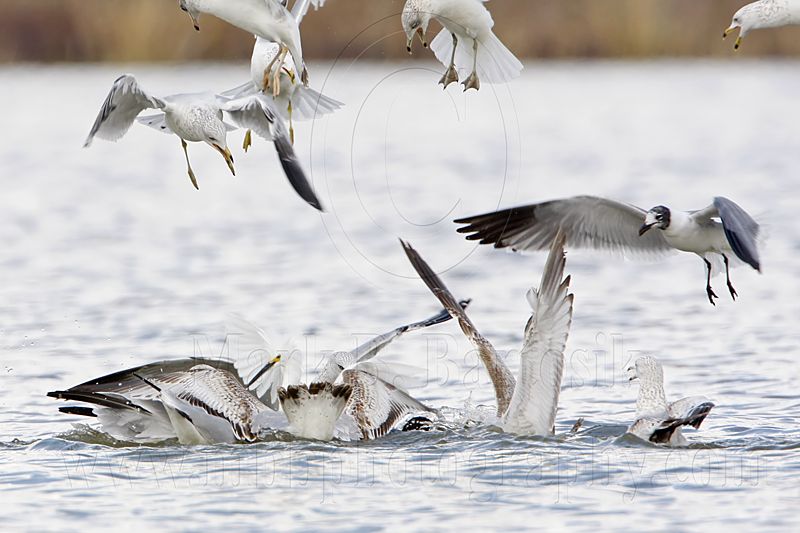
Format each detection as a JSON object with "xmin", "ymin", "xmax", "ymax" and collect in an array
[{"xmin": 0, "ymin": 61, "xmax": 798, "ymax": 530}]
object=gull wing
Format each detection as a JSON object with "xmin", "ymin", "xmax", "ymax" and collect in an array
[
  {"xmin": 667, "ymin": 396, "xmax": 715, "ymax": 430},
  {"xmin": 455, "ymin": 196, "xmax": 672, "ymax": 258},
  {"xmin": 221, "ymin": 94, "xmax": 324, "ymax": 211},
  {"xmin": 400, "ymin": 240, "xmax": 516, "ymax": 415},
  {"xmin": 291, "ymin": 0, "xmax": 327, "ymax": 25},
  {"xmin": 341, "ymin": 368, "xmax": 436, "ymax": 440},
  {"xmin": 713, "ymin": 197, "xmax": 761, "ymax": 271},
  {"xmin": 136, "ymin": 112, "xmax": 173, "ymax": 135},
  {"xmin": 84, "ymin": 74, "xmax": 166, "ymax": 147},
  {"xmin": 225, "ymin": 313, "xmax": 302, "ymax": 410},
  {"xmin": 501, "ymin": 232, "xmax": 574, "ymax": 436},
  {"xmin": 347, "ymin": 300, "xmax": 470, "ymax": 365},
  {"xmin": 145, "ymin": 365, "xmax": 269, "ymax": 442}
]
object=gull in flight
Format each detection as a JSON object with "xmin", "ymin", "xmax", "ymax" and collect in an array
[
  {"xmin": 222, "ymin": 1, "xmax": 342, "ymax": 147},
  {"xmin": 724, "ymin": 0, "xmax": 800, "ymax": 50},
  {"xmin": 48, "ymin": 308, "xmax": 458, "ymax": 443},
  {"xmin": 401, "ymin": 0, "xmax": 523, "ymax": 90},
  {"xmin": 85, "ymin": 74, "xmax": 324, "ymax": 210},
  {"xmin": 626, "ymin": 356, "xmax": 715, "ymax": 446},
  {"xmin": 178, "ymin": 0, "xmax": 314, "ymax": 95},
  {"xmin": 455, "ymin": 196, "xmax": 761, "ymax": 305},
  {"xmin": 401, "ymin": 233, "xmax": 574, "ymax": 436}
]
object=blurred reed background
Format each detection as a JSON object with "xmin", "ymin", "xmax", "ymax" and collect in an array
[{"xmin": 2, "ymin": 0, "xmax": 799, "ymax": 62}]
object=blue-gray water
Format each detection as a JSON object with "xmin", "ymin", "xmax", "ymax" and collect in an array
[{"xmin": 1, "ymin": 61, "xmax": 798, "ymax": 530}]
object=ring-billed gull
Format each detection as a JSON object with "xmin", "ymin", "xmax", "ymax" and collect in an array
[
  {"xmin": 401, "ymin": 232, "xmax": 574, "ymax": 436},
  {"xmin": 724, "ymin": 0, "xmax": 800, "ymax": 50},
  {"xmin": 85, "ymin": 74, "xmax": 324, "ymax": 210},
  {"xmin": 455, "ymin": 196, "xmax": 761, "ymax": 305},
  {"xmin": 402, "ymin": 0, "xmax": 523, "ymax": 90},
  {"xmin": 178, "ymin": 0, "xmax": 317, "ymax": 95},
  {"xmin": 626, "ymin": 356, "xmax": 715, "ymax": 446},
  {"xmin": 221, "ymin": 1, "xmax": 342, "ymax": 148}
]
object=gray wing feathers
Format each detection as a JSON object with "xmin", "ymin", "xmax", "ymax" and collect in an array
[
  {"xmin": 222, "ymin": 95, "xmax": 324, "ymax": 211},
  {"xmin": 85, "ymin": 74, "xmax": 165, "ymax": 147},
  {"xmin": 400, "ymin": 239, "xmax": 516, "ymax": 416},
  {"xmin": 291, "ymin": 0, "xmax": 326, "ymax": 25},
  {"xmin": 501, "ymin": 232, "xmax": 574, "ymax": 435},
  {"xmin": 348, "ymin": 301, "xmax": 468, "ymax": 364},
  {"xmin": 455, "ymin": 196, "xmax": 672, "ymax": 257},
  {"xmin": 342, "ymin": 369, "xmax": 436, "ymax": 440},
  {"xmin": 713, "ymin": 197, "xmax": 761, "ymax": 271}
]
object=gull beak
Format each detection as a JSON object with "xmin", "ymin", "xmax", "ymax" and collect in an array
[
  {"xmin": 417, "ymin": 27, "xmax": 428, "ymax": 48},
  {"xmin": 265, "ymin": 355, "xmax": 281, "ymax": 371},
  {"xmin": 213, "ymin": 144, "xmax": 235, "ymax": 176},
  {"xmin": 723, "ymin": 26, "xmax": 735, "ymax": 39},
  {"xmin": 734, "ymin": 36, "xmax": 743, "ymax": 50},
  {"xmin": 638, "ymin": 223, "xmax": 654, "ymax": 236},
  {"xmin": 626, "ymin": 367, "xmax": 638, "ymax": 382},
  {"xmin": 190, "ymin": 13, "xmax": 200, "ymax": 31},
  {"xmin": 406, "ymin": 36, "xmax": 414, "ymax": 54}
]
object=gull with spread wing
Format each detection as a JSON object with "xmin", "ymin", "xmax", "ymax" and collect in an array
[
  {"xmin": 402, "ymin": 0, "xmax": 522, "ymax": 90},
  {"xmin": 724, "ymin": 0, "xmax": 800, "ymax": 50},
  {"xmin": 401, "ymin": 233, "xmax": 574, "ymax": 436},
  {"xmin": 47, "ymin": 315, "xmax": 301, "ymax": 444},
  {"xmin": 626, "ymin": 356, "xmax": 715, "ymax": 446},
  {"xmin": 279, "ymin": 303, "xmax": 469, "ymax": 440},
  {"xmin": 85, "ymin": 75, "xmax": 324, "ymax": 210},
  {"xmin": 455, "ymin": 196, "xmax": 761, "ymax": 305},
  {"xmin": 49, "ymin": 307, "xmax": 459, "ymax": 443}
]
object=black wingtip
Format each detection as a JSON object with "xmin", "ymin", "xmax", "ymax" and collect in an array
[{"xmin": 273, "ymin": 136, "xmax": 324, "ymax": 212}]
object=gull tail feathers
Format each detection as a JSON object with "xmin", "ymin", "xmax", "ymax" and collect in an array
[
  {"xmin": 431, "ymin": 28, "xmax": 522, "ymax": 84},
  {"xmin": 279, "ymin": 383, "xmax": 352, "ymax": 440},
  {"xmin": 290, "ymin": 86, "xmax": 343, "ymax": 121}
]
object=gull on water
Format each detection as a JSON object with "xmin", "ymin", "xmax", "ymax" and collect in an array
[
  {"xmin": 178, "ymin": 0, "xmax": 315, "ymax": 95},
  {"xmin": 85, "ymin": 74, "xmax": 324, "ymax": 210},
  {"xmin": 724, "ymin": 0, "xmax": 800, "ymax": 49},
  {"xmin": 402, "ymin": 0, "xmax": 523, "ymax": 90},
  {"xmin": 626, "ymin": 356, "xmax": 715, "ymax": 446},
  {"xmin": 47, "ymin": 315, "xmax": 301, "ymax": 444},
  {"xmin": 48, "ymin": 308, "xmax": 455, "ymax": 443},
  {"xmin": 286, "ymin": 302, "xmax": 469, "ymax": 440},
  {"xmin": 455, "ymin": 196, "xmax": 761, "ymax": 305},
  {"xmin": 401, "ymin": 233, "xmax": 574, "ymax": 436}
]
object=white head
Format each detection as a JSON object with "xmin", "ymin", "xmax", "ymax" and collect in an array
[
  {"xmin": 626, "ymin": 356, "xmax": 664, "ymax": 386},
  {"xmin": 178, "ymin": 0, "xmax": 201, "ymax": 31},
  {"xmin": 198, "ymin": 110, "xmax": 234, "ymax": 176},
  {"xmin": 724, "ymin": 4, "xmax": 761, "ymax": 50},
  {"xmin": 401, "ymin": 1, "xmax": 432, "ymax": 53}
]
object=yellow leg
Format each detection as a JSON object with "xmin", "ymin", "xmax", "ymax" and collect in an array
[
  {"xmin": 288, "ymin": 102, "xmax": 294, "ymax": 145},
  {"xmin": 243, "ymin": 129, "xmax": 252, "ymax": 152},
  {"xmin": 181, "ymin": 138, "xmax": 199, "ymax": 190}
]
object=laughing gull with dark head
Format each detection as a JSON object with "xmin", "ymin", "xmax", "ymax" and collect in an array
[{"xmin": 455, "ymin": 196, "xmax": 761, "ymax": 305}]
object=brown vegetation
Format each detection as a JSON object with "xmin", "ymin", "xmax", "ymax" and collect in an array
[{"xmin": 2, "ymin": 0, "xmax": 799, "ymax": 62}]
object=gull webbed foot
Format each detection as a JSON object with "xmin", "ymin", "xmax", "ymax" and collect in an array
[
  {"xmin": 706, "ymin": 285, "xmax": 718, "ymax": 306},
  {"xmin": 727, "ymin": 281, "xmax": 738, "ymax": 301},
  {"xmin": 439, "ymin": 65, "xmax": 459, "ymax": 88},
  {"xmin": 462, "ymin": 71, "xmax": 480, "ymax": 92}
]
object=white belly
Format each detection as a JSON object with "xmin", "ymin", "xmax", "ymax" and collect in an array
[
  {"xmin": 663, "ymin": 221, "xmax": 729, "ymax": 256},
  {"xmin": 435, "ymin": 0, "xmax": 494, "ymax": 38}
]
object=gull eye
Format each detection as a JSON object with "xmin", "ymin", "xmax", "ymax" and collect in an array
[{"xmin": 209, "ymin": 137, "xmax": 217, "ymax": 142}]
